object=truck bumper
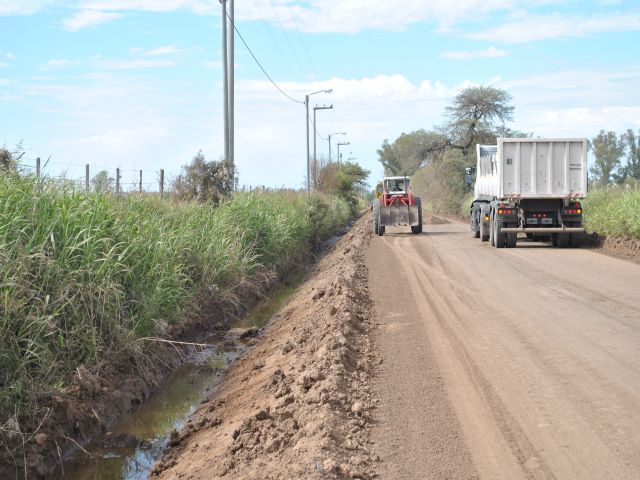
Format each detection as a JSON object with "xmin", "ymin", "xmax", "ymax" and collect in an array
[
  {"xmin": 500, "ymin": 227, "xmax": 585, "ymax": 233},
  {"xmin": 379, "ymin": 205, "xmax": 420, "ymax": 226}
]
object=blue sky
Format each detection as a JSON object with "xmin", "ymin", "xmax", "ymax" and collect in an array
[{"xmin": 1, "ymin": 0, "xmax": 639, "ymax": 189}]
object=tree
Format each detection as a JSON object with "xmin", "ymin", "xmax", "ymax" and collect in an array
[
  {"xmin": 92, "ymin": 170, "xmax": 114, "ymax": 193},
  {"xmin": 176, "ymin": 151, "xmax": 236, "ymax": 204},
  {"xmin": 377, "ymin": 130, "xmax": 448, "ymax": 176},
  {"xmin": 443, "ymin": 85, "xmax": 515, "ymax": 155},
  {"xmin": 315, "ymin": 159, "xmax": 369, "ymax": 212},
  {"xmin": 622, "ymin": 129, "xmax": 640, "ymax": 180},
  {"xmin": 589, "ymin": 130, "xmax": 625, "ymax": 185}
]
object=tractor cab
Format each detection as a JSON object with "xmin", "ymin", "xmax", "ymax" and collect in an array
[{"xmin": 384, "ymin": 176, "xmax": 408, "ymax": 195}]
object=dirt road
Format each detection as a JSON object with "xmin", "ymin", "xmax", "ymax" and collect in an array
[{"xmin": 369, "ymin": 218, "xmax": 640, "ymax": 480}]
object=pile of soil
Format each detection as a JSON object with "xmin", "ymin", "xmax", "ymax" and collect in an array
[
  {"xmin": 151, "ymin": 216, "xmax": 378, "ymax": 479},
  {"xmin": 583, "ymin": 232, "xmax": 640, "ymax": 263}
]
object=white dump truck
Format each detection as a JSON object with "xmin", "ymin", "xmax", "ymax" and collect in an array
[{"xmin": 469, "ymin": 138, "xmax": 588, "ymax": 248}]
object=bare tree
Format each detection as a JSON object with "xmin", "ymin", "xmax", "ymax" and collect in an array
[
  {"xmin": 176, "ymin": 151, "xmax": 236, "ymax": 204},
  {"xmin": 443, "ymin": 85, "xmax": 515, "ymax": 155}
]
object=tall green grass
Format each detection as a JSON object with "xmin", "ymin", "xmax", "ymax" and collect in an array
[
  {"xmin": 583, "ymin": 187, "xmax": 640, "ymax": 238},
  {"xmin": 0, "ymin": 174, "xmax": 349, "ymax": 427}
]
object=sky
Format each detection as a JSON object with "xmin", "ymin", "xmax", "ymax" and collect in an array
[{"xmin": 1, "ymin": 0, "xmax": 639, "ymax": 190}]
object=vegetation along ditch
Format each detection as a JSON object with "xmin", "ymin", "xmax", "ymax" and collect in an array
[{"xmin": 0, "ymin": 172, "xmax": 354, "ymax": 479}]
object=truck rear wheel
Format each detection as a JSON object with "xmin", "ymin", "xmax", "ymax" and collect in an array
[
  {"xmin": 495, "ymin": 221, "xmax": 506, "ymax": 248},
  {"xmin": 554, "ymin": 233, "xmax": 570, "ymax": 248},
  {"xmin": 378, "ymin": 225, "xmax": 385, "ymax": 236},
  {"xmin": 570, "ymin": 232, "xmax": 583, "ymax": 248},
  {"xmin": 506, "ymin": 231, "xmax": 517, "ymax": 248},
  {"xmin": 480, "ymin": 220, "xmax": 489, "ymax": 242}
]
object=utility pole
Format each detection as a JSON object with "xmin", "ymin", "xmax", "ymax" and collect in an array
[
  {"xmin": 304, "ymin": 89, "xmax": 333, "ymax": 196},
  {"xmin": 337, "ymin": 142, "xmax": 350, "ymax": 163},
  {"xmin": 328, "ymin": 132, "xmax": 346, "ymax": 163},
  {"xmin": 85, "ymin": 164, "xmax": 90, "ymax": 191},
  {"xmin": 229, "ymin": 0, "xmax": 234, "ymax": 168},
  {"xmin": 305, "ymin": 94, "xmax": 310, "ymax": 196},
  {"xmin": 221, "ymin": 0, "xmax": 229, "ymax": 163},
  {"xmin": 312, "ymin": 104, "xmax": 332, "ymax": 188}
]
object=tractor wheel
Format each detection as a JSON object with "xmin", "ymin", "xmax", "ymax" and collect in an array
[
  {"xmin": 372, "ymin": 204, "xmax": 380, "ymax": 234},
  {"xmin": 570, "ymin": 232, "xmax": 583, "ymax": 248},
  {"xmin": 416, "ymin": 197, "xmax": 423, "ymax": 234},
  {"xmin": 495, "ymin": 221, "xmax": 506, "ymax": 248}
]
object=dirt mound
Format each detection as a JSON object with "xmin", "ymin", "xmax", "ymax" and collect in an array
[
  {"xmin": 583, "ymin": 232, "xmax": 640, "ymax": 263},
  {"xmin": 151, "ymin": 217, "xmax": 377, "ymax": 479}
]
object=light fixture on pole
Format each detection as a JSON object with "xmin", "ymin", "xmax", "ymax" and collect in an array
[
  {"xmin": 312, "ymin": 104, "xmax": 333, "ymax": 189},
  {"xmin": 337, "ymin": 142, "xmax": 350, "ymax": 163},
  {"xmin": 328, "ymin": 132, "xmax": 346, "ymax": 163},
  {"xmin": 305, "ymin": 89, "xmax": 332, "ymax": 196}
]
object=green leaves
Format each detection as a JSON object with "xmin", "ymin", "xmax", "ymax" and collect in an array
[{"xmin": 0, "ymin": 176, "xmax": 349, "ymax": 426}]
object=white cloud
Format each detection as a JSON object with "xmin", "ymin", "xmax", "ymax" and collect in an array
[
  {"xmin": 80, "ymin": 0, "xmax": 214, "ymax": 15},
  {"xmin": 94, "ymin": 58, "xmax": 176, "ymax": 69},
  {"xmin": 237, "ymin": 0, "xmax": 523, "ymax": 33},
  {"xmin": 0, "ymin": 78, "xmax": 10, "ymax": 85},
  {"xmin": 62, "ymin": 9, "xmax": 123, "ymax": 30},
  {"xmin": 43, "ymin": 59, "xmax": 82, "ymax": 69},
  {"xmin": 441, "ymin": 46, "xmax": 508, "ymax": 60},
  {"xmin": 144, "ymin": 45, "xmax": 184, "ymax": 56},
  {"xmin": 0, "ymin": 0, "xmax": 51, "ymax": 15},
  {"xmin": 470, "ymin": 11, "xmax": 640, "ymax": 43}
]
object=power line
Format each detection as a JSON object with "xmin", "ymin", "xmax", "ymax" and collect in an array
[
  {"xmin": 227, "ymin": 11, "xmax": 304, "ymax": 105},
  {"xmin": 250, "ymin": 0, "xmax": 301, "ymax": 83},
  {"xmin": 285, "ymin": 3, "xmax": 320, "ymax": 82},
  {"xmin": 265, "ymin": 0, "xmax": 307, "ymax": 81}
]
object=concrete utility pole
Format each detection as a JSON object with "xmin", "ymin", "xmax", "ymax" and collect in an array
[
  {"xmin": 305, "ymin": 94, "xmax": 310, "ymax": 196},
  {"xmin": 337, "ymin": 142, "xmax": 350, "ymax": 163},
  {"xmin": 312, "ymin": 104, "xmax": 333, "ymax": 187},
  {"xmin": 229, "ymin": 0, "xmax": 234, "ymax": 167},
  {"xmin": 328, "ymin": 132, "xmax": 346, "ymax": 163},
  {"xmin": 305, "ymin": 89, "xmax": 332, "ymax": 196},
  {"xmin": 221, "ymin": 0, "xmax": 229, "ymax": 162}
]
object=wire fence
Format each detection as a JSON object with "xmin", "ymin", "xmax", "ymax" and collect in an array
[{"xmin": 10, "ymin": 156, "xmax": 303, "ymax": 196}]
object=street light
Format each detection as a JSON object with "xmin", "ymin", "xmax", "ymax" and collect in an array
[
  {"xmin": 305, "ymin": 89, "xmax": 332, "ymax": 196},
  {"xmin": 328, "ymin": 132, "xmax": 346, "ymax": 163},
  {"xmin": 313, "ymin": 104, "xmax": 333, "ymax": 189},
  {"xmin": 337, "ymin": 142, "xmax": 350, "ymax": 163}
]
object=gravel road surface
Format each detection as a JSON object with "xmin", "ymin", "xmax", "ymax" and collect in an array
[{"xmin": 369, "ymin": 218, "xmax": 640, "ymax": 480}]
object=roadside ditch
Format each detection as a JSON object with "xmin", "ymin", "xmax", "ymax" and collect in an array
[{"xmin": 0, "ymin": 220, "xmax": 359, "ymax": 480}]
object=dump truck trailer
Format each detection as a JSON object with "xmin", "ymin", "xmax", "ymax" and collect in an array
[{"xmin": 469, "ymin": 138, "xmax": 588, "ymax": 248}]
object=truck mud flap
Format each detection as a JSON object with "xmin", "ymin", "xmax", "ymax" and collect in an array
[{"xmin": 379, "ymin": 205, "xmax": 419, "ymax": 226}]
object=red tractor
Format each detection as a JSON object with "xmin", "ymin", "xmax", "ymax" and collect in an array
[{"xmin": 372, "ymin": 176, "xmax": 423, "ymax": 236}]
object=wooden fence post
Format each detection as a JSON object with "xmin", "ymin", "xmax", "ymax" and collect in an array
[{"xmin": 35, "ymin": 157, "xmax": 41, "ymax": 180}]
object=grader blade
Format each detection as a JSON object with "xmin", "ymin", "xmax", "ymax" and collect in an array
[{"xmin": 379, "ymin": 205, "xmax": 420, "ymax": 227}]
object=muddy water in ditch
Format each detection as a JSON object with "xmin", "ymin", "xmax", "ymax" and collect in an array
[{"xmin": 59, "ymin": 271, "xmax": 306, "ymax": 480}]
